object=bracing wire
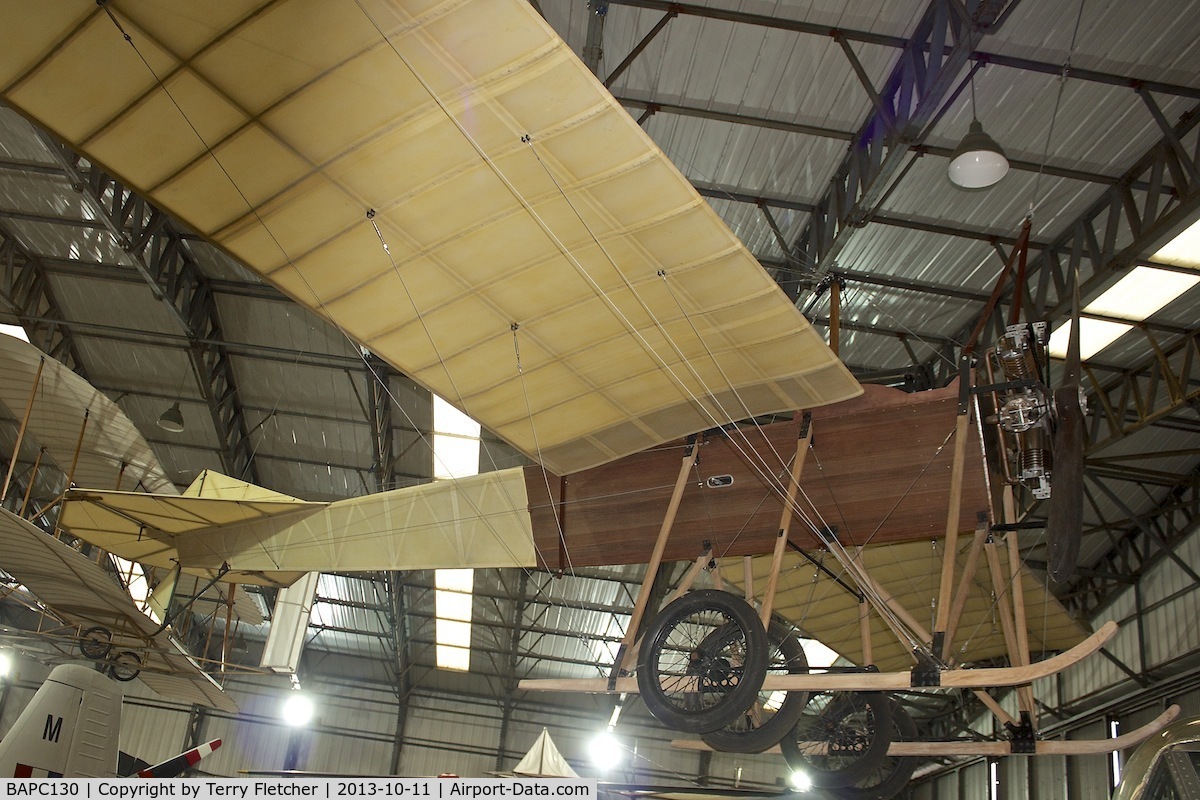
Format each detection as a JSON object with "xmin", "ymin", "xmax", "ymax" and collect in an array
[
  {"xmin": 1029, "ymin": 0, "xmax": 1088, "ymax": 214},
  {"xmin": 98, "ymin": 3, "xmax": 551, "ymax": 575},
  {"xmin": 99, "ymin": 0, "xmax": 950, "ymax": 662}
]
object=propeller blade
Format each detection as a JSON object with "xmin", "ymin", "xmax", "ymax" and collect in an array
[
  {"xmin": 1046, "ymin": 270, "xmax": 1085, "ymax": 584},
  {"xmin": 1046, "ymin": 387, "xmax": 1084, "ymax": 584}
]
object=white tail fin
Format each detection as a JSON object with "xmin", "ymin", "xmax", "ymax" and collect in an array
[{"xmin": 0, "ymin": 664, "xmax": 121, "ymax": 778}]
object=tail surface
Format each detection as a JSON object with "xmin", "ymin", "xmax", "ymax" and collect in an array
[
  {"xmin": 134, "ymin": 739, "xmax": 222, "ymax": 778},
  {"xmin": 0, "ymin": 663, "xmax": 121, "ymax": 778}
]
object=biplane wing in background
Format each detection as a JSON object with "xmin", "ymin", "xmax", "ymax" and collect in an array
[
  {"xmin": 0, "ymin": 333, "xmax": 298, "ymax": 606},
  {"xmin": 0, "ymin": 507, "xmax": 237, "ymax": 713},
  {"xmin": 0, "ymin": 333, "xmax": 266, "ymax": 710},
  {"xmin": 0, "ymin": 329, "xmax": 173, "ymax": 497}
]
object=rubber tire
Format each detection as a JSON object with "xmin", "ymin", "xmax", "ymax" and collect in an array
[
  {"xmin": 701, "ymin": 620, "xmax": 809, "ymax": 753},
  {"xmin": 637, "ymin": 589, "xmax": 769, "ymax": 734},
  {"xmin": 79, "ymin": 626, "xmax": 113, "ymax": 660},
  {"xmin": 110, "ymin": 651, "xmax": 142, "ymax": 682},
  {"xmin": 780, "ymin": 691, "xmax": 893, "ymax": 789},
  {"xmin": 836, "ymin": 697, "xmax": 917, "ymax": 800}
]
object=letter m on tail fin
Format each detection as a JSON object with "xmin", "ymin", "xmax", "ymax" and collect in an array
[{"xmin": 43, "ymin": 716, "xmax": 63, "ymax": 743}]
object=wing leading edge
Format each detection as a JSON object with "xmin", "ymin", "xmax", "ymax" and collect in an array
[{"xmin": 0, "ymin": 0, "xmax": 861, "ymax": 477}]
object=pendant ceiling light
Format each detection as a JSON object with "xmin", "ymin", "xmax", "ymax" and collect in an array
[
  {"xmin": 948, "ymin": 76, "xmax": 1009, "ymax": 189},
  {"xmin": 157, "ymin": 400, "xmax": 184, "ymax": 433}
]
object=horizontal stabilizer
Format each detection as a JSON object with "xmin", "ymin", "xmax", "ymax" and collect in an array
[{"xmin": 135, "ymin": 739, "xmax": 222, "ymax": 778}]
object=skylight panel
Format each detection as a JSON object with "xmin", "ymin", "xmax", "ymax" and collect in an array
[
  {"xmin": 436, "ymin": 618, "xmax": 472, "ymax": 644},
  {"xmin": 436, "ymin": 568, "xmax": 474, "ymax": 592},
  {"xmin": 1084, "ymin": 266, "xmax": 1199, "ymax": 322},
  {"xmin": 1152, "ymin": 217, "xmax": 1200, "ymax": 268},
  {"xmin": 1045, "ymin": 220, "xmax": 1200, "ymax": 360},
  {"xmin": 0, "ymin": 324, "xmax": 29, "ymax": 342},
  {"xmin": 433, "ymin": 435, "xmax": 481, "ymax": 481},
  {"xmin": 436, "ymin": 645, "xmax": 471, "ymax": 672},
  {"xmin": 431, "ymin": 392, "xmax": 480, "ymax": 672},
  {"xmin": 435, "ymin": 567, "xmax": 475, "ymax": 672},
  {"xmin": 1048, "ymin": 318, "xmax": 1133, "ymax": 360},
  {"xmin": 801, "ymin": 638, "xmax": 839, "ymax": 669},
  {"xmin": 1047, "ymin": 263, "xmax": 1197, "ymax": 360},
  {"xmin": 437, "ymin": 587, "xmax": 472, "ymax": 621}
]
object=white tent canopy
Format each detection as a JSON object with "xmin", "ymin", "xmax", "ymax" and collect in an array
[{"xmin": 512, "ymin": 729, "xmax": 578, "ymax": 778}]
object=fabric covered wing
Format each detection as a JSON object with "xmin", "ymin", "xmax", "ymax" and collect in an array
[
  {"xmin": 137, "ymin": 640, "xmax": 239, "ymax": 714},
  {"xmin": 62, "ymin": 469, "xmax": 537, "ymax": 577},
  {"xmin": 60, "ymin": 488, "xmax": 325, "ymax": 586},
  {"xmin": 0, "ymin": 334, "xmax": 174, "ymax": 494},
  {"xmin": 0, "ymin": 508, "xmax": 237, "ymax": 712},
  {"xmin": 0, "ymin": 1, "xmax": 861, "ymax": 477},
  {"xmin": 725, "ymin": 542, "xmax": 1087, "ymax": 672}
]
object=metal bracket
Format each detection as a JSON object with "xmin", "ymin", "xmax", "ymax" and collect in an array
[
  {"xmin": 910, "ymin": 649, "xmax": 942, "ymax": 687},
  {"xmin": 957, "ymin": 354, "xmax": 973, "ymax": 415},
  {"xmin": 1006, "ymin": 712, "xmax": 1037, "ymax": 754},
  {"xmin": 798, "ymin": 410, "xmax": 812, "ymax": 440},
  {"xmin": 607, "ymin": 645, "xmax": 627, "ymax": 691}
]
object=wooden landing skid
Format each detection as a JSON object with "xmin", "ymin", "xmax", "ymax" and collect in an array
[
  {"xmin": 669, "ymin": 704, "xmax": 1180, "ymax": 758},
  {"xmin": 518, "ymin": 620, "xmax": 1117, "ymax": 695}
]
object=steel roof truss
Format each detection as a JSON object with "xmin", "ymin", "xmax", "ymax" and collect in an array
[
  {"xmin": 36, "ymin": 135, "xmax": 259, "ymax": 483},
  {"xmin": 0, "ymin": 221, "xmax": 87, "ymax": 376}
]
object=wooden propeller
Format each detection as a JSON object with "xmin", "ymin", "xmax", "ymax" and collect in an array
[{"xmin": 1046, "ymin": 268, "xmax": 1085, "ymax": 584}]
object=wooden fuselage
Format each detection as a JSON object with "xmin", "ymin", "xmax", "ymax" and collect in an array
[{"xmin": 526, "ymin": 384, "xmax": 989, "ymax": 570}]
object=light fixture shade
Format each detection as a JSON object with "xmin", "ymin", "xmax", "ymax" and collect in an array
[
  {"xmin": 158, "ymin": 401, "xmax": 185, "ymax": 433},
  {"xmin": 948, "ymin": 120, "xmax": 1009, "ymax": 189}
]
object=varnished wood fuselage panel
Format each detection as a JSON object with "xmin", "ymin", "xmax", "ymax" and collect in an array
[{"xmin": 527, "ymin": 384, "xmax": 990, "ymax": 570}]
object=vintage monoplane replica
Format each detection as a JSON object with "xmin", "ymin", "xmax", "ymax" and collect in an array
[{"xmin": 0, "ymin": 2, "xmax": 1179, "ymax": 797}]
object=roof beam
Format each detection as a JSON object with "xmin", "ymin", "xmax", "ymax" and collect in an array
[
  {"xmin": 4, "ymin": 310, "xmax": 362, "ymax": 370},
  {"xmin": 608, "ymin": 0, "xmax": 1200, "ymax": 100},
  {"xmin": 696, "ymin": 182, "xmax": 1045, "ymax": 249},
  {"xmin": 582, "ymin": 1, "xmax": 607, "ymax": 75},
  {"xmin": 791, "ymin": 0, "xmax": 1014, "ymax": 283},
  {"xmin": 365, "ymin": 353, "xmax": 399, "ymax": 494},
  {"xmin": 1085, "ymin": 327, "xmax": 1200, "ymax": 455},
  {"xmin": 0, "ymin": 220, "xmax": 88, "ymax": 376},
  {"xmin": 931, "ymin": 99, "xmax": 1200, "ymax": 364},
  {"xmin": 36, "ymin": 134, "xmax": 261, "ymax": 482},
  {"xmin": 17, "ymin": 252, "xmax": 288, "ymax": 302},
  {"xmin": 604, "ymin": 9, "xmax": 676, "ymax": 88},
  {"xmin": 625, "ymin": 103, "xmax": 1141, "ymax": 187}
]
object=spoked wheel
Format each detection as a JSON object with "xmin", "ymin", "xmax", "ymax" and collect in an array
[
  {"xmin": 637, "ymin": 589, "xmax": 768, "ymax": 734},
  {"xmin": 79, "ymin": 626, "xmax": 113, "ymax": 660},
  {"xmin": 780, "ymin": 691, "xmax": 893, "ymax": 789},
  {"xmin": 109, "ymin": 651, "xmax": 142, "ymax": 682},
  {"xmin": 701, "ymin": 620, "xmax": 809, "ymax": 753},
  {"xmin": 836, "ymin": 697, "xmax": 917, "ymax": 800}
]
